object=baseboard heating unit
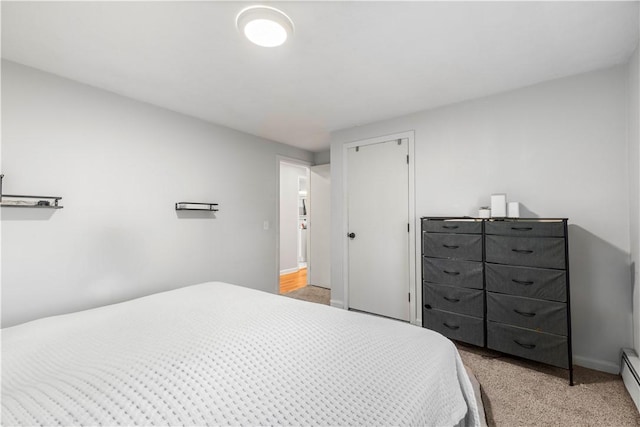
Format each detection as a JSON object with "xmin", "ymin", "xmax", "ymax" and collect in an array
[{"xmin": 622, "ymin": 348, "xmax": 640, "ymax": 412}]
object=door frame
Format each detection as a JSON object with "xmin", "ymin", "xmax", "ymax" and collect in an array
[
  {"xmin": 342, "ymin": 131, "xmax": 417, "ymax": 324},
  {"xmin": 276, "ymin": 156, "xmax": 312, "ymax": 294}
]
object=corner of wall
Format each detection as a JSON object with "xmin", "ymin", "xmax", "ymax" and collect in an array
[
  {"xmin": 313, "ymin": 150, "xmax": 330, "ymax": 166},
  {"xmin": 329, "ymin": 138, "xmax": 345, "ymax": 306},
  {"xmin": 573, "ymin": 355, "xmax": 620, "ymax": 375},
  {"xmin": 330, "ymin": 299, "xmax": 344, "ymax": 308},
  {"xmin": 629, "ymin": 38, "xmax": 640, "ymax": 357}
]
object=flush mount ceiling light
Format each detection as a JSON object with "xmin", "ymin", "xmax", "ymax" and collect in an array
[{"xmin": 236, "ymin": 5, "xmax": 294, "ymax": 47}]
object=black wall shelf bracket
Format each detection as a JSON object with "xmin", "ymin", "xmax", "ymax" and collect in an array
[
  {"xmin": 0, "ymin": 174, "xmax": 63, "ymax": 209},
  {"xmin": 175, "ymin": 202, "xmax": 219, "ymax": 212}
]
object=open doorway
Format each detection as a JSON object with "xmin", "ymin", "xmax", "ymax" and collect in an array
[
  {"xmin": 278, "ymin": 158, "xmax": 331, "ymax": 300},
  {"xmin": 279, "ymin": 161, "xmax": 310, "ymax": 294}
]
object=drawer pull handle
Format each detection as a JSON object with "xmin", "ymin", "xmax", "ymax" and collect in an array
[
  {"xmin": 443, "ymin": 270, "xmax": 460, "ymax": 276},
  {"xmin": 443, "ymin": 322, "xmax": 460, "ymax": 330},
  {"xmin": 513, "ymin": 309, "xmax": 536, "ymax": 317},
  {"xmin": 444, "ymin": 296, "xmax": 460, "ymax": 303},
  {"xmin": 511, "ymin": 227, "xmax": 533, "ymax": 231},
  {"xmin": 442, "ymin": 225, "xmax": 459, "ymax": 229},
  {"xmin": 443, "ymin": 244, "xmax": 460, "ymax": 249},
  {"xmin": 424, "ymin": 304, "xmax": 432, "ymax": 309},
  {"xmin": 512, "ymin": 249, "xmax": 534, "ymax": 254},
  {"xmin": 512, "ymin": 279, "xmax": 534, "ymax": 286},
  {"xmin": 513, "ymin": 340, "xmax": 536, "ymax": 350}
]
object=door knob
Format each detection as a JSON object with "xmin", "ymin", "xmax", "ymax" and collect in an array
[{"xmin": 348, "ymin": 232, "xmax": 356, "ymax": 239}]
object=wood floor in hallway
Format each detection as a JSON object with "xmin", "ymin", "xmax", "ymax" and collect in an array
[{"xmin": 280, "ymin": 268, "xmax": 307, "ymax": 294}]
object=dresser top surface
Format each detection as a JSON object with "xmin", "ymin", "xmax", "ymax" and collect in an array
[{"xmin": 421, "ymin": 217, "xmax": 568, "ymax": 222}]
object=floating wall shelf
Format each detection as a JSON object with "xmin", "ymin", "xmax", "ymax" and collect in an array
[
  {"xmin": 175, "ymin": 202, "xmax": 219, "ymax": 212},
  {"xmin": 0, "ymin": 174, "xmax": 63, "ymax": 209}
]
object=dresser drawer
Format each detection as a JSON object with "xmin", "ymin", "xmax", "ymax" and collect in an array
[
  {"xmin": 486, "ymin": 235, "xmax": 565, "ymax": 269},
  {"xmin": 485, "ymin": 220, "xmax": 565, "ymax": 237},
  {"xmin": 487, "ymin": 322, "xmax": 569, "ymax": 369},
  {"xmin": 422, "ymin": 257, "xmax": 484, "ymax": 289},
  {"xmin": 422, "ymin": 219, "xmax": 482, "ymax": 234},
  {"xmin": 423, "ymin": 233, "xmax": 482, "ymax": 261},
  {"xmin": 487, "ymin": 292, "xmax": 567, "ymax": 336},
  {"xmin": 486, "ymin": 263, "xmax": 567, "ymax": 302},
  {"xmin": 423, "ymin": 283, "xmax": 484, "ymax": 317},
  {"xmin": 423, "ymin": 309, "xmax": 484, "ymax": 347}
]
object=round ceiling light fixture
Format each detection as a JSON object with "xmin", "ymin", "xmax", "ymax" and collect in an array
[{"xmin": 236, "ymin": 5, "xmax": 294, "ymax": 47}]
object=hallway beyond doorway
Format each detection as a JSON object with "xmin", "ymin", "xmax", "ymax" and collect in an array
[{"xmin": 279, "ymin": 268, "xmax": 307, "ymax": 294}]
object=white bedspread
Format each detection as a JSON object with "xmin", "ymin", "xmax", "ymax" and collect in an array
[{"xmin": 2, "ymin": 282, "xmax": 479, "ymax": 426}]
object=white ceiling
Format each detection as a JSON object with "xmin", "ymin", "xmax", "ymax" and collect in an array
[{"xmin": 2, "ymin": 1, "xmax": 639, "ymax": 152}]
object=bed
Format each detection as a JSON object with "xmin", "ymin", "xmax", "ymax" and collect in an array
[{"xmin": 2, "ymin": 282, "xmax": 480, "ymax": 426}]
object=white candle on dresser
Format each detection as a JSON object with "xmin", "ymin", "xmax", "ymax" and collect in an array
[
  {"xmin": 508, "ymin": 202, "xmax": 520, "ymax": 218},
  {"xmin": 490, "ymin": 194, "xmax": 507, "ymax": 217}
]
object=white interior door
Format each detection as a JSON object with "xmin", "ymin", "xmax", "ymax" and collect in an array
[
  {"xmin": 347, "ymin": 138, "xmax": 410, "ymax": 321},
  {"xmin": 309, "ymin": 164, "xmax": 331, "ymax": 288}
]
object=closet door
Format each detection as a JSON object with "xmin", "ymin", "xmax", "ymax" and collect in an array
[{"xmin": 347, "ymin": 138, "xmax": 410, "ymax": 321}]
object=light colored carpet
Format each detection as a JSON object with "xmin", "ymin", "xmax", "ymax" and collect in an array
[
  {"xmin": 282, "ymin": 285, "xmax": 331, "ymax": 305},
  {"xmin": 284, "ymin": 287, "xmax": 640, "ymax": 426},
  {"xmin": 457, "ymin": 344, "xmax": 640, "ymax": 426}
]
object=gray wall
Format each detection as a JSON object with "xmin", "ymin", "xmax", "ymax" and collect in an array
[
  {"xmin": 1, "ymin": 60, "xmax": 313, "ymax": 327},
  {"xmin": 629, "ymin": 40, "xmax": 640, "ymax": 355},
  {"xmin": 313, "ymin": 150, "xmax": 330, "ymax": 166},
  {"xmin": 330, "ymin": 65, "xmax": 632, "ymax": 373}
]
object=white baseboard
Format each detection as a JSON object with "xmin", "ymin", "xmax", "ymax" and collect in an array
[
  {"xmin": 621, "ymin": 349, "xmax": 640, "ymax": 413},
  {"xmin": 279, "ymin": 267, "xmax": 299, "ymax": 276},
  {"xmin": 573, "ymin": 355, "xmax": 620, "ymax": 374},
  {"xmin": 330, "ymin": 299, "xmax": 344, "ymax": 308}
]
